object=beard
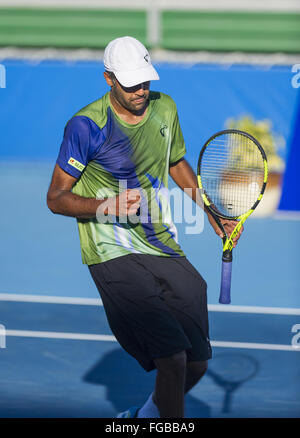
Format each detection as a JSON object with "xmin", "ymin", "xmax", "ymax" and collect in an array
[{"xmin": 112, "ymin": 88, "xmax": 149, "ymax": 115}]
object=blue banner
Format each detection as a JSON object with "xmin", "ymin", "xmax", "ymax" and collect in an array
[{"xmin": 0, "ymin": 60, "xmax": 299, "ymax": 211}]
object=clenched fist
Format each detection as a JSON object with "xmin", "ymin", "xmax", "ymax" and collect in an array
[{"xmin": 98, "ymin": 189, "xmax": 141, "ymax": 218}]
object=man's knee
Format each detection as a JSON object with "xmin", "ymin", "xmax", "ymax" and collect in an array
[
  {"xmin": 154, "ymin": 350, "xmax": 187, "ymax": 377},
  {"xmin": 187, "ymin": 360, "xmax": 208, "ymax": 381}
]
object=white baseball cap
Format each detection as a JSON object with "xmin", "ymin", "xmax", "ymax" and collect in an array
[{"xmin": 104, "ymin": 36, "xmax": 159, "ymax": 87}]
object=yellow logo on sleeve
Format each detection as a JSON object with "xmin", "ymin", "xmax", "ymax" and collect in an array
[{"xmin": 68, "ymin": 157, "xmax": 85, "ymax": 172}]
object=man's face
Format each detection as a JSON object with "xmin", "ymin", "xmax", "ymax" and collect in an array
[{"xmin": 104, "ymin": 72, "xmax": 150, "ymax": 114}]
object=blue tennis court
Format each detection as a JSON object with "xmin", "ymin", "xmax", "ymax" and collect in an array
[{"xmin": 0, "ymin": 161, "xmax": 299, "ymax": 418}]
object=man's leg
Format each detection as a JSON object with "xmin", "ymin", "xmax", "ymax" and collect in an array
[
  {"xmin": 148, "ymin": 358, "xmax": 207, "ymax": 418},
  {"xmin": 153, "ymin": 351, "xmax": 187, "ymax": 418},
  {"xmin": 185, "ymin": 360, "xmax": 208, "ymax": 393}
]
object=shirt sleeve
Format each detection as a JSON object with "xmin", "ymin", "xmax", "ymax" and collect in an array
[
  {"xmin": 56, "ymin": 116, "xmax": 91, "ymax": 179},
  {"xmin": 169, "ymin": 110, "xmax": 186, "ymax": 165}
]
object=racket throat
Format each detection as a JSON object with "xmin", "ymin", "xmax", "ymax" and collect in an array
[{"xmin": 222, "ymin": 249, "xmax": 232, "ymax": 263}]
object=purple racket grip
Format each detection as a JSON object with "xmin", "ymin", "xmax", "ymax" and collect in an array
[{"xmin": 219, "ymin": 260, "xmax": 232, "ymax": 304}]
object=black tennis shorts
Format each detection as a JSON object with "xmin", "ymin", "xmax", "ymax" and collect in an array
[{"xmin": 89, "ymin": 254, "xmax": 212, "ymax": 372}]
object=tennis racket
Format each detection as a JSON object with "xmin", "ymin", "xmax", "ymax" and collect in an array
[{"xmin": 197, "ymin": 129, "xmax": 268, "ymax": 304}]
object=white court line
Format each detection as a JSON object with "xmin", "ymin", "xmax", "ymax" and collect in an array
[
  {"xmin": 5, "ymin": 329, "xmax": 116, "ymax": 342},
  {"xmin": 0, "ymin": 293, "xmax": 102, "ymax": 306},
  {"xmin": 2, "ymin": 294, "xmax": 299, "ymax": 352},
  {"xmin": 208, "ymin": 304, "xmax": 300, "ymax": 316},
  {"xmin": 4, "ymin": 329, "xmax": 300, "ymax": 352},
  {"xmin": 211, "ymin": 341, "xmax": 300, "ymax": 352},
  {"xmin": 0, "ymin": 293, "xmax": 300, "ymax": 315}
]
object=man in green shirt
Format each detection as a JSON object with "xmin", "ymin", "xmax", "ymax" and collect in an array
[{"xmin": 47, "ymin": 36, "xmax": 241, "ymax": 418}]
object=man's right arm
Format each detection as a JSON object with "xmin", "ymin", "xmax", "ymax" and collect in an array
[
  {"xmin": 47, "ymin": 164, "xmax": 105, "ymax": 219},
  {"xmin": 47, "ymin": 164, "xmax": 141, "ymax": 219}
]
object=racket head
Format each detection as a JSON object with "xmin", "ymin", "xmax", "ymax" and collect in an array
[
  {"xmin": 197, "ymin": 129, "xmax": 268, "ymax": 220},
  {"xmin": 207, "ymin": 352, "xmax": 259, "ymax": 384}
]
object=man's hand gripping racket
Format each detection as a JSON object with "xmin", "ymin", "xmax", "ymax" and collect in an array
[{"xmin": 197, "ymin": 130, "xmax": 268, "ymax": 304}]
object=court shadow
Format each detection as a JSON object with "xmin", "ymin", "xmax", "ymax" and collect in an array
[
  {"xmin": 82, "ymin": 347, "xmax": 211, "ymax": 418},
  {"xmin": 206, "ymin": 352, "xmax": 260, "ymax": 414}
]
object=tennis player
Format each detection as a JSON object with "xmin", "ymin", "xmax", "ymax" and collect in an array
[{"xmin": 47, "ymin": 36, "xmax": 242, "ymax": 418}]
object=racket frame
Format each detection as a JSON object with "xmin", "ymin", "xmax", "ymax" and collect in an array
[
  {"xmin": 197, "ymin": 129, "xmax": 268, "ymax": 302},
  {"xmin": 197, "ymin": 129, "xmax": 268, "ymax": 248}
]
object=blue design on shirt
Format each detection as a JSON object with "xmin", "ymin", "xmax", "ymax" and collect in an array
[{"xmin": 56, "ymin": 109, "xmax": 180, "ymax": 256}]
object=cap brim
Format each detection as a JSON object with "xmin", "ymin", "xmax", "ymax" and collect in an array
[{"xmin": 114, "ymin": 64, "xmax": 159, "ymax": 87}]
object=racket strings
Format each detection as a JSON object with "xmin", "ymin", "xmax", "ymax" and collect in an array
[{"xmin": 200, "ymin": 133, "xmax": 265, "ymax": 218}]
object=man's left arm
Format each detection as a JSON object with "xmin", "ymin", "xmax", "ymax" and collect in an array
[{"xmin": 169, "ymin": 158, "xmax": 243, "ymax": 247}]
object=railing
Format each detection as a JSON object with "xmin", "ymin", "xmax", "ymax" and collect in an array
[{"xmin": 0, "ymin": 0, "xmax": 300, "ymax": 52}]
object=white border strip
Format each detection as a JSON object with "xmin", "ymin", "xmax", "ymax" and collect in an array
[
  {"xmin": 4, "ymin": 329, "xmax": 300, "ymax": 351},
  {"xmin": 273, "ymin": 211, "xmax": 300, "ymax": 221},
  {"xmin": 1, "ymin": 293, "xmax": 300, "ymax": 315},
  {"xmin": 1, "ymin": 0, "xmax": 300, "ymax": 12},
  {"xmin": 1, "ymin": 48, "xmax": 299, "ymax": 66}
]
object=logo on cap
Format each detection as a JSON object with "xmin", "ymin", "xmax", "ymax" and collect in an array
[{"xmin": 144, "ymin": 54, "xmax": 149, "ymax": 63}]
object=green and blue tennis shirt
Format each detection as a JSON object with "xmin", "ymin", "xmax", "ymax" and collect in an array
[{"xmin": 56, "ymin": 91, "xmax": 186, "ymax": 264}]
